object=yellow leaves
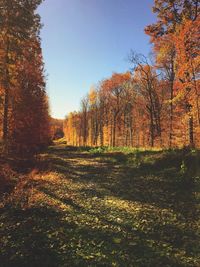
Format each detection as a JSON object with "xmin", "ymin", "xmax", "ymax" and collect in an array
[
  {"xmin": 154, "ymin": 33, "xmax": 175, "ymax": 64},
  {"xmin": 104, "ymin": 197, "xmax": 142, "ymax": 214},
  {"xmin": 89, "ymin": 86, "xmax": 97, "ymax": 105}
]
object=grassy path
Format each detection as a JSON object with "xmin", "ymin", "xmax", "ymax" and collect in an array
[{"xmin": 0, "ymin": 142, "xmax": 199, "ymax": 266}]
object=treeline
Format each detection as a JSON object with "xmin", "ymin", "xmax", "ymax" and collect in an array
[
  {"xmin": 64, "ymin": 0, "xmax": 199, "ymax": 148},
  {"xmin": 0, "ymin": 0, "xmax": 50, "ymax": 156},
  {"xmin": 50, "ymin": 118, "xmax": 64, "ymax": 140}
]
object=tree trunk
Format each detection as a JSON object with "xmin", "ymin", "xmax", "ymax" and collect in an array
[
  {"xmin": 100, "ymin": 120, "xmax": 104, "ymax": 146},
  {"xmin": 113, "ymin": 115, "xmax": 116, "ymax": 147},
  {"xmin": 2, "ymin": 9, "xmax": 10, "ymax": 152},
  {"xmin": 169, "ymin": 84, "xmax": 173, "ymax": 148},
  {"xmin": 3, "ymin": 86, "xmax": 9, "ymax": 143},
  {"xmin": 189, "ymin": 114, "xmax": 194, "ymax": 148},
  {"xmin": 169, "ymin": 62, "xmax": 175, "ymax": 148},
  {"xmin": 150, "ymin": 110, "xmax": 154, "ymax": 147}
]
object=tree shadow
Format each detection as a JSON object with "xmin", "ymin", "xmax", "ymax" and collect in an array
[
  {"xmin": 50, "ymin": 147, "xmax": 199, "ymax": 262},
  {"xmin": 0, "ymin": 207, "xmax": 62, "ymax": 267},
  {"xmin": 0, "ymin": 193, "xmax": 193, "ymax": 267},
  {"xmin": 2, "ymin": 146, "xmax": 198, "ymax": 266},
  {"xmin": 39, "ymin": 146, "xmax": 199, "ymax": 221}
]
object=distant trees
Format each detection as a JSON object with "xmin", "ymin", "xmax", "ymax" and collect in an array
[
  {"xmin": 64, "ymin": 70, "xmax": 164, "ymax": 148},
  {"xmin": 50, "ymin": 118, "xmax": 64, "ymax": 140},
  {"xmin": 64, "ymin": 73, "xmax": 137, "ymax": 147},
  {"xmin": 0, "ymin": 0, "xmax": 51, "ymax": 155},
  {"xmin": 64, "ymin": 0, "xmax": 199, "ymax": 148}
]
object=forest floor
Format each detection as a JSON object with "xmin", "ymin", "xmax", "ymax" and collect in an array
[{"xmin": 0, "ymin": 141, "xmax": 200, "ymax": 267}]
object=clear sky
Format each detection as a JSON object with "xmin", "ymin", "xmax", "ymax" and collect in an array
[{"xmin": 38, "ymin": 0, "xmax": 156, "ymax": 119}]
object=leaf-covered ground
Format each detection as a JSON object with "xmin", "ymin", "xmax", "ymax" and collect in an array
[{"xmin": 0, "ymin": 142, "xmax": 200, "ymax": 267}]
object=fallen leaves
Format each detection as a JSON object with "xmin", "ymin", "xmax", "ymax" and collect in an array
[{"xmin": 0, "ymin": 144, "xmax": 199, "ymax": 266}]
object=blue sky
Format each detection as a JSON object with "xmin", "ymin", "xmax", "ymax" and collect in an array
[{"xmin": 38, "ymin": 0, "xmax": 156, "ymax": 119}]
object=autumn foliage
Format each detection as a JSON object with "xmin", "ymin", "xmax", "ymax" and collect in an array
[
  {"xmin": 0, "ymin": 0, "xmax": 51, "ymax": 156},
  {"xmin": 64, "ymin": 0, "xmax": 199, "ymax": 148}
]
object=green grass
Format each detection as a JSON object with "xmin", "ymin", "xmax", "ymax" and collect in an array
[
  {"xmin": 0, "ymin": 142, "xmax": 200, "ymax": 266},
  {"xmin": 88, "ymin": 145, "xmax": 161, "ymax": 155}
]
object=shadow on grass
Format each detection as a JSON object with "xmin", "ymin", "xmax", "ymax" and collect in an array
[
  {"xmin": 45, "ymin": 147, "xmax": 198, "ymax": 220},
  {"xmin": 1, "ymin": 145, "xmax": 199, "ymax": 266},
  {"xmin": 0, "ymin": 203, "xmax": 193, "ymax": 267}
]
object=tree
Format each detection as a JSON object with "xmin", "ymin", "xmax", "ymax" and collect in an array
[
  {"xmin": 145, "ymin": 0, "xmax": 199, "ymax": 39},
  {"xmin": 63, "ymin": 1, "xmax": 199, "ymax": 149},
  {"xmin": 9, "ymin": 38, "xmax": 50, "ymax": 155},
  {"xmin": 151, "ymin": 34, "xmax": 176, "ymax": 147},
  {"xmin": 101, "ymin": 72, "xmax": 131, "ymax": 146},
  {"xmin": 130, "ymin": 53, "xmax": 162, "ymax": 147},
  {"xmin": 145, "ymin": 0, "xmax": 199, "ymax": 147},
  {"xmin": 0, "ymin": 0, "xmax": 50, "ymax": 155},
  {"xmin": 0, "ymin": 0, "xmax": 44, "ymax": 148},
  {"xmin": 173, "ymin": 17, "xmax": 200, "ymax": 147},
  {"xmin": 80, "ymin": 96, "xmax": 89, "ymax": 146}
]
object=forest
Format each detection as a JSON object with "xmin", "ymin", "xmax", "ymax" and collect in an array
[
  {"xmin": 64, "ymin": 4, "xmax": 199, "ymax": 149},
  {"xmin": 0, "ymin": 0, "xmax": 200, "ymax": 266}
]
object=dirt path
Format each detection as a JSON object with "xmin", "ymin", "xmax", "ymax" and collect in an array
[{"xmin": 0, "ymin": 143, "xmax": 199, "ymax": 267}]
